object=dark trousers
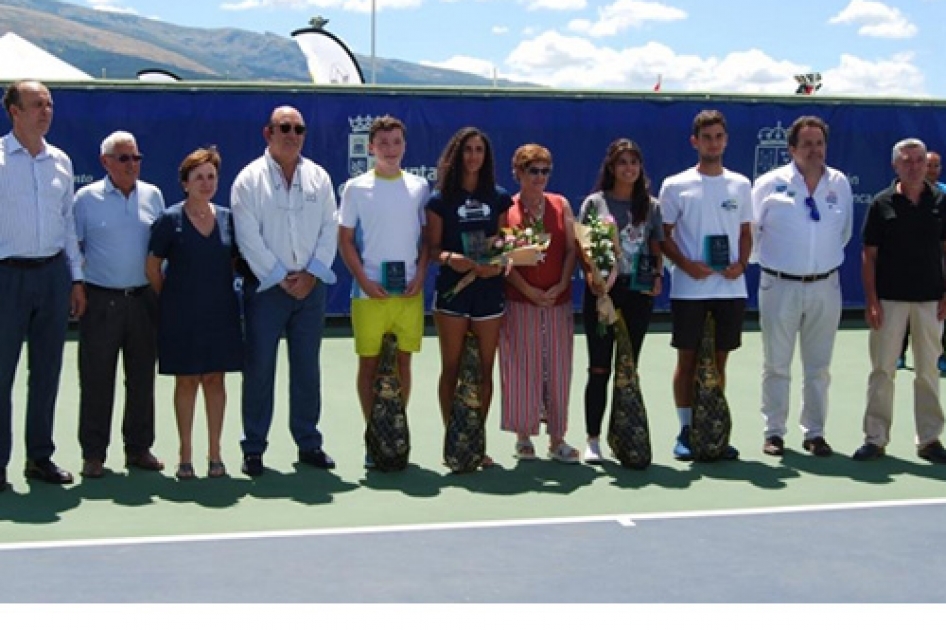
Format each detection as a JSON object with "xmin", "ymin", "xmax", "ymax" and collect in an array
[
  {"xmin": 0, "ymin": 257, "xmax": 72, "ymax": 468},
  {"xmin": 582, "ymin": 280, "xmax": 655, "ymax": 437},
  {"xmin": 78, "ymin": 285, "xmax": 158, "ymax": 462},
  {"xmin": 240, "ymin": 280, "xmax": 326, "ymax": 456}
]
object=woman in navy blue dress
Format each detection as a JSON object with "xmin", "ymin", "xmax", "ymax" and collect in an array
[{"xmin": 146, "ymin": 147, "xmax": 242, "ymax": 480}]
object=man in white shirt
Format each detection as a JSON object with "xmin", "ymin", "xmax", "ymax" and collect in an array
[
  {"xmin": 0, "ymin": 80, "xmax": 86, "ymax": 489},
  {"xmin": 659, "ymin": 109, "xmax": 752, "ymax": 462},
  {"xmin": 751, "ymin": 116, "xmax": 853, "ymax": 458},
  {"xmin": 231, "ymin": 105, "xmax": 339, "ymax": 477}
]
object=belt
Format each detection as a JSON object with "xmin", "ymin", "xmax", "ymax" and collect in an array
[
  {"xmin": 86, "ymin": 282, "xmax": 150, "ymax": 297},
  {"xmin": 0, "ymin": 251, "xmax": 62, "ymax": 269},
  {"xmin": 761, "ymin": 267, "xmax": 836, "ymax": 283}
]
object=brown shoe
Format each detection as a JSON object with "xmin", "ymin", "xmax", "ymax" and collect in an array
[
  {"xmin": 81, "ymin": 459, "xmax": 105, "ymax": 478},
  {"xmin": 763, "ymin": 435, "xmax": 784, "ymax": 456},
  {"xmin": 24, "ymin": 459, "xmax": 73, "ymax": 484},
  {"xmin": 126, "ymin": 451, "xmax": 165, "ymax": 471},
  {"xmin": 802, "ymin": 436, "xmax": 833, "ymax": 457}
]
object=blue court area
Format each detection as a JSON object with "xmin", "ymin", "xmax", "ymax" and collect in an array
[{"xmin": 1, "ymin": 499, "xmax": 945, "ymax": 603}]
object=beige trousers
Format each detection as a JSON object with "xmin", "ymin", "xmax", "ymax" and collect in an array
[{"xmin": 863, "ymin": 300, "xmax": 945, "ymax": 447}]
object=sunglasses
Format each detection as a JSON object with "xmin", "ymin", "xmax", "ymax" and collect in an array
[
  {"xmin": 109, "ymin": 153, "xmax": 143, "ymax": 163},
  {"xmin": 272, "ymin": 122, "xmax": 307, "ymax": 135},
  {"xmin": 526, "ymin": 166, "xmax": 552, "ymax": 176},
  {"xmin": 804, "ymin": 196, "xmax": 821, "ymax": 222}
]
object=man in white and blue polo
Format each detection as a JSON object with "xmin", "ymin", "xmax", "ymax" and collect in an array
[{"xmin": 74, "ymin": 130, "xmax": 166, "ymax": 478}]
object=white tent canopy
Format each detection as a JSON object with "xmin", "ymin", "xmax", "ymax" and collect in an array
[{"xmin": 0, "ymin": 32, "xmax": 92, "ymax": 81}]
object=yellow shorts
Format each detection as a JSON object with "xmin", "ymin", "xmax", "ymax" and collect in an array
[{"xmin": 351, "ymin": 293, "xmax": 424, "ymax": 357}]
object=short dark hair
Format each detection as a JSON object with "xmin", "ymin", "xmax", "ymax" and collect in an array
[
  {"xmin": 369, "ymin": 115, "xmax": 406, "ymax": 143},
  {"xmin": 692, "ymin": 109, "xmax": 727, "ymax": 137},
  {"xmin": 788, "ymin": 115, "xmax": 829, "ymax": 147},
  {"xmin": 2, "ymin": 79, "xmax": 40, "ymax": 120}
]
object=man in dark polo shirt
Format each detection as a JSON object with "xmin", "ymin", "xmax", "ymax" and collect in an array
[{"xmin": 857, "ymin": 138, "xmax": 946, "ymax": 464}]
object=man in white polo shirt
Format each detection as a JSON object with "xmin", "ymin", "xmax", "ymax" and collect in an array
[{"xmin": 751, "ymin": 115, "xmax": 853, "ymax": 458}]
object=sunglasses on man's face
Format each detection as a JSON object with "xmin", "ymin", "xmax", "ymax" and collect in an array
[
  {"xmin": 109, "ymin": 153, "xmax": 143, "ymax": 163},
  {"xmin": 527, "ymin": 166, "xmax": 552, "ymax": 176},
  {"xmin": 272, "ymin": 122, "xmax": 307, "ymax": 135}
]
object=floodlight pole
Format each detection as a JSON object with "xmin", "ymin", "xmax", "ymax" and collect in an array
[{"xmin": 370, "ymin": 0, "xmax": 376, "ymax": 84}]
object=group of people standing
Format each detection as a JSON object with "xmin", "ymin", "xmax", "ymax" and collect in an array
[{"xmin": 2, "ymin": 79, "xmax": 946, "ymax": 493}]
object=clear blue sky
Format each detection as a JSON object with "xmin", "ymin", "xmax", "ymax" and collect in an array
[{"xmin": 72, "ymin": 0, "xmax": 946, "ymax": 97}]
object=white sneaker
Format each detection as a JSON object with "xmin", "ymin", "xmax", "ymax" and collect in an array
[{"xmin": 584, "ymin": 439, "xmax": 604, "ymax": 464}]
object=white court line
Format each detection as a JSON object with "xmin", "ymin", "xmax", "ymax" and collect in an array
[{"xmin": 2, "ymin": 496, "xmax": 945, "ymax": 552}]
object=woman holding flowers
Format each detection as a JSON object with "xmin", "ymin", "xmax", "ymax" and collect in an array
[
  {"xmin": 578, "ymin": 138, "xmax": 664, "ymax": 463},
  {"xmin": 500, "ymin": 144, "xmax": 579, "ymax": 463},
  {"xmin": 426, "ymin": 128, "xmax": 512, "ymax": 467}
]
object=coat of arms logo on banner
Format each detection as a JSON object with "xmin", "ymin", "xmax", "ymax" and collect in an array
[
  {"xmin": 753, "ymin": 121, "xmax": 790, "ymax": 179},
  {"xmin": 348, "ymin": 115, "xmax": 375, "ymax": 177}
]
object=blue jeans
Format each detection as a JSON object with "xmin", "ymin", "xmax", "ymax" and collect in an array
[
  {"xmin": 240, "ymin": 280, "xmax": 326, "ymax": 456},
  {"xmin": 0, "ymin": 256, "xmax": 72, "ymax": 468}
]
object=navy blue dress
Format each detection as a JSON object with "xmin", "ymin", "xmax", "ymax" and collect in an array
[{"xmin": 149, "ymin": 202, "xmax": 243, "ymax": 375}]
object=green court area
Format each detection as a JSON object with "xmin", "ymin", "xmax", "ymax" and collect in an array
[{"xmin": 2, "ymin": 324, "xmax": 945, "ymax": 544}]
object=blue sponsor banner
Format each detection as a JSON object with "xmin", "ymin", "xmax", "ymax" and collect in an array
[{"xmin": 9, "ymin": 83, "xmax": 946, "ymax": 315}]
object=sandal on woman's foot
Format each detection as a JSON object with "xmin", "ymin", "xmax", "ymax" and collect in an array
[
  {"xmin": 514, "ymin": 440, "xmax": 537, "ymax": 461},
  {"xmin": 480, "ymin": 454, "xmax": 495, "ymax": 469},
  {"xmin": 549, "ymin": 442, "xmax": 580, "ymax": 464},
  {"xmin": 208, "ymin": 461, "xmax": 226, "ymax": 478},
  {"xmin": 176, "ymin": 463, "xmax": 196, "ymax": 480}
]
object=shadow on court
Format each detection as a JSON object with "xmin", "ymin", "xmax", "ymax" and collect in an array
[{"xmin": 780, "ymin": 450, "xmax": 946, "ymax": 485}]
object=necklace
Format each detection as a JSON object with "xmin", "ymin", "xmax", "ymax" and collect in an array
[
  {"xmin": 521, "ymin": 194, "xmax": 545, "ymax": 220},
  {"xmin": 185, "ymin": 202, "xmax": 212, "ymax": 220}
]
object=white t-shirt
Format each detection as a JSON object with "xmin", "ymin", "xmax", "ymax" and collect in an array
[
  {"xmin": 339, "ymin": 169, "xmax": 430, "ymax": 298},
  {"xmin": 658, "ymin": 167, "xmax": 752, "ymax": 299}
]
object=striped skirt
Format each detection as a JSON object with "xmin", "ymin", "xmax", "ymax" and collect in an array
[{"xmin": 499, "ymin": 299, "xmax": 574, "ymax": 438}]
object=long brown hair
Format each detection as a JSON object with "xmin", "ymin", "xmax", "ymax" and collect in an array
[
  {"xmin": 592, "ymin": 138, "xmax": 650, "ymax": 226},
  {"xmin": 435, "ymin": 127, "xmax": 497, "ymax": 197}
]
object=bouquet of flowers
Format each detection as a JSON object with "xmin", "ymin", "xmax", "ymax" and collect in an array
[
  {"xmin": 575, "ymin": 200, "xmax": 621, "ymax": 335},
  {"xmin": 442, "ymin": 221, "xmax": 551, "ymax": 300}
]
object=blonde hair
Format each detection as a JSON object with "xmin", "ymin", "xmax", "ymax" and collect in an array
[{"xmin": 511, "ymin": 143, "xmax": 552, "ymax": 176}]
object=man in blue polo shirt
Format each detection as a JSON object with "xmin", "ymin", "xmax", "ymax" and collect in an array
[{"xmin": 74, "ymin": 131, "xmax": 166, "ymax": 478}]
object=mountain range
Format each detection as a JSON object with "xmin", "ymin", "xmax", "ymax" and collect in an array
[{"xmin": 0, "ymin": 0, "xmax": 529, "ymax": 86}]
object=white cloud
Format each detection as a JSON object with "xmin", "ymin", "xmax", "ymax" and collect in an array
[
  {"xmin": 520, "ymin": 0, "xmax": 587, "ymax": 10},
  {"xmin": 821, "ymin": 52, "xmax": 925, "ymax": 95},
  {"xmin": 462, "ymin": 28, "xmax": 927, "ymax": 96},
  {"xmin": 87, "ymin": 0, "xmax": 138, "ymax": 14},
  {"xmin": 568, "ymin": 0, "xmax": 686, "ymax": 37},
  {"xmin": 492, "ymin": 25, "xmax": 510, "ymax": 35},
  {"xmin": 420, "ymin": 55, "xmax": 496, "ymax": 78},
  {"xmin": 828, "ymin": 0, "xmax": 917, "ymax": 39},
  {"xmin": 219, "ymin": 0, "xmax": 422, "ymax": 13},
  {"xmin": 501, "ymin": 31, "xmax": 799, "ymax": 93}
]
